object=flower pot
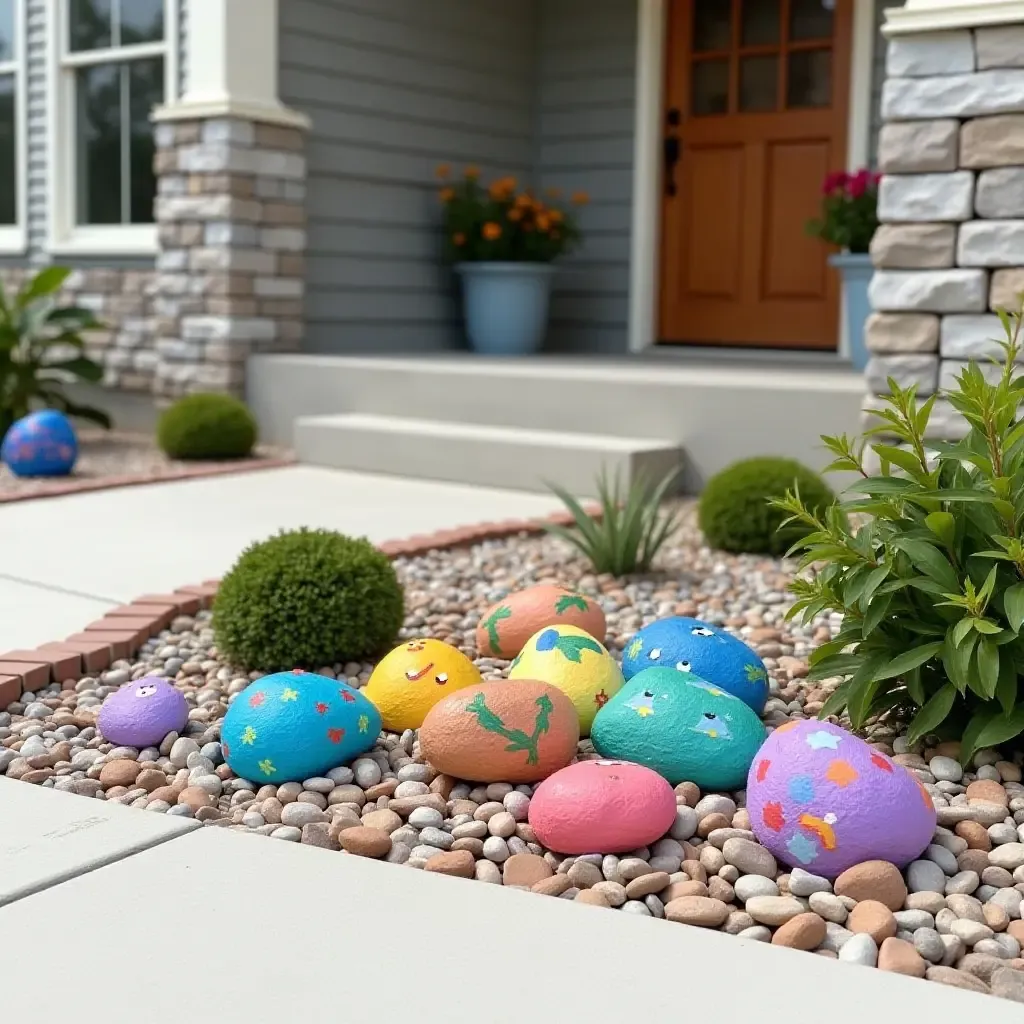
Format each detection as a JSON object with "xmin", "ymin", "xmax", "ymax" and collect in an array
[
  {"xmin": 829, "ymin": 251, "xmax": 873, "ymax": 372},
  {"xmin": 456, "ymin": 262, "xmax": 557, "ymax": 356}
]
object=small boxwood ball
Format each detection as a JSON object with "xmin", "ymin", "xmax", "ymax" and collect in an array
[
  {"xmin": 156, "ymin": 393, "xmax": 257, "ymax": 461},
  {"xmin": 1, "ymin": 409, "xmax": 78, "ymax": 477},
  {"xmin": 622, "ymin": 616, "xmax": 769, "ymax": 714}
]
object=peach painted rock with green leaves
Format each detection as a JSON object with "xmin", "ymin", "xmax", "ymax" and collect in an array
[
  {"xmin": 475, "ymin": 585, "xmax": 606, "ymax": 659},
  {"xmin": 419, "ymin": 679, "xmax": 579, "ymax": 783}
]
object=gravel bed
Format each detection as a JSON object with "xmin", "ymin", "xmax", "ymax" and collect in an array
[
  {"xmin": 0, "ymin": 430, "xmax": 292, "ymax": 500},
  {"xmin": 3, "ymin": 503, "xmax": 1024, "ymax": 1002}
]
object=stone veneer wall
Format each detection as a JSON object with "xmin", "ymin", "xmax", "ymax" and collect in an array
[{"xmin": 866, "ymin": 26, "xmax": 1024, "ymax": 441}]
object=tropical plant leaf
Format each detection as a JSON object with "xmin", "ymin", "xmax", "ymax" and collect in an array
[
  {"xmin": 906, "ymin": 683, "xmax": 957, "ymax": 746},
  {"xmin": 961, "ymin": 706, "xmax": 1024, "ymax": 766}
]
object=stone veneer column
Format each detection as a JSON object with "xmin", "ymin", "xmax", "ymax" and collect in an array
[
  {"xmin": 151, "ymin": 117, "xmax": 307, "ymax": 398},
  {"xmin": 866, "ymin": 22, "xmax": 1024, "ymax": 441}
]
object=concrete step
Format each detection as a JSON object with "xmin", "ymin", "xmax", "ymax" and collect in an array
[{"xmin": 293, "ymin": 413, "xmax": 685, "ymax": 497}]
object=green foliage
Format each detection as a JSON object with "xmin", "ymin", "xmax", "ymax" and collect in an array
[
  {"xmin": 776, "ymin": 298, "xmax": 1024, "ymax": 762},
  {"xmin": 0, "ymin": 266, "xmax": 110, "ymax": 441},
  {"xmin": 543, "ymin": 466, "xmax": 684, "ymax": 576},
  {"xmin": 213, "ymin": 528, "xmax": 405, "ymax": 672},
  {"xmin": 699, "ymin": 457, "xmax": 837, "ymax": 556},
  {"xmin": 157, "ymin": 393, "xmax": 257, "ymax": 460},
  {"xmin": 806, "ymin": 169, "xmax": 880, "ymax": 254}
]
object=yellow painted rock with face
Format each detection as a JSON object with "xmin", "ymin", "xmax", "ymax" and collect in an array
[
  {"xmin": 507, "ymin": 625, "xmax": 624, "ymax": 736},
  {"xmin": 363, "ymin": 639, "xmax": 483, "ymax": 732}
]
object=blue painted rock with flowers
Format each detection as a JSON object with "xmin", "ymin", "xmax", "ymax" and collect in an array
[
  {"xmin": 1, "ymin": 409, "xmax": 78, "ymax": 477},
  {"xmin": 222, "ymin": 670, "xmax": 382, "ymax": 784},
  {"xmin": 591, "ymin": 667, "xmax": 766, "ymax": 790},
  {"xmin": 621, "ymin": 616, "xmax": 769, "ymax": 714}
]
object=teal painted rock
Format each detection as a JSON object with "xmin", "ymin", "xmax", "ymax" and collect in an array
[{"xmin": 591, "ymin": 667, "xmax": 766, "ymax": 790}]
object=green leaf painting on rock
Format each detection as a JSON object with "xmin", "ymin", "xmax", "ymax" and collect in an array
[
  {"xmin": 536, "ymin": 628, "xmax": 603, "ymax": 663},
  {"xmin": 465, "ymin": 692, "xmax": 553, "ymax": 766},
  {"xmin": 555, "ymin": 594, "xmax": 589, "ymax": 615},
  {"xmin": 482, "ymin": 605, "xmax": 512, "ymax": 654}
]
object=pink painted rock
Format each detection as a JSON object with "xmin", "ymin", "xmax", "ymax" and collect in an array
[
  {"xmin": 528, "ymin": 759, "xmax": 677, "ymax": 854},
  {"xmin": 97, "ymin": 677, "xmax": 188, "ymax": 748},
  {"xmin": 746, "ymin": 720, "xmax": 937, "ymax": 878}
]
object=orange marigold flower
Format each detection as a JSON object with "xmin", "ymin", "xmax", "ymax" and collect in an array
[
  {"xmin": 465, "ymin": 165, "xmax": 480, "ymax": 179},
  {"xmin": 536, "ymin": 214, "xmax": 551, "ymax": 232},
  {"xmin": 453, "ymin": 232, "xmax": 466, "ymax": 246},
  {"xmin": 508, "ymin": 208, "xmax": 523, "ymax": 222},
  {"xmin": 489, "ymin": 181, "xmax": 510, "ymax": 200},
  {"xmin": 439, "ymin": 188, "xmax": 455, "ymax": 202},
  {"xmin": 436, "ymin": 164, "xmax": 451, "ymax": 179},
  {"xmin": 482, "ymin": 222, "xmax": 502, "ymax": 241},
  {"xmin": 550, "ymin": 209, "xmax": 564, "ymax": 223},
  {"xmin": 572, "ymin": 191, "xmax": 590, "ymax": 205},
  {"xmin": 515, "ymin": 193, "xmax": 532, "ymax": 208}
]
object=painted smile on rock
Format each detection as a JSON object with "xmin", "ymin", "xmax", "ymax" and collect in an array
[{"xmin": 405, "ymin": 663, "xmax": 435, "ymax": 681}]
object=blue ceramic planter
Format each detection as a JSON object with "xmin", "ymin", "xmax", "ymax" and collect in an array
[
  {"xmin": 829, "ymin": 251, "xmax": 873, "ymax": 372},
  {"xmin": 456, "ymin": 262, "xmax": 557, "ymax": 355}
]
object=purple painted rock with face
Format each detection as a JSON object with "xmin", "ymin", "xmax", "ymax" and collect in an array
[
  {"xmin": 97, "ymin": 677, "xmax": 189, "ymax": 748},
  {"xmin": 746, "ymin": 719, "xmax": 937, "ymax": 879}
]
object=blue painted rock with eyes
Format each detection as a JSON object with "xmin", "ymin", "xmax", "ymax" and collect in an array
[
  {"xmin": 621, "ymin": 617, "xmax": 769, "ymax": 714},
  {"xmin": 591, "ymin": 667, "xmax": 766, "ymax": 790}
]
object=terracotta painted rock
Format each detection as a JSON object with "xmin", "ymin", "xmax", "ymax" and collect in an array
[
  {"xmin": 591, "ymin": 667, "xmax": 765, "ymax": 789},
  {"xmin": 475, "ymin": 585, "xmax": 606, "ymax": 659},
  {"xmin": 362, "ymin": 638, "xmax": 482, "ymax": 732},
  {"xmin": 746, "ymin": 720, "xmax": 937, "ymax": 878},
  {"xmin": 221, "ymin": 670, "xmax": 381, "ymax": 784},
  {"xmin": 621, "ymin": 616, "xmax": 769, "ymax": 713},
  {"xmin": 1, "ymin": 409, "xmax": 77, "ymax": 478},
  {"xmin": 420, "ymin": 679, "xmax": 579, "ymax": 783},
  {"xmin": 97, "ymin": 676, "xmax": 188, "ymax": 748},
  {"xmin": 529, "ymin": 759, "xmax": 677, "ymax": 854},
  {"xmin": 507, "ymin": 624, "xmax": 624, "ymax": 736}
]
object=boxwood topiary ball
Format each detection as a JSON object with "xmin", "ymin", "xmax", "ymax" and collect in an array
[
  {"xmin": 213, "ymin": 528, "xmax": 405, "ymax": 672},
  {"xmin": 698, "ymin": 456, "xmax": 836, "ymax": 556},
  {"xmin": 156, "ymin": 393, "xmax": 257, "ymax": 460}
]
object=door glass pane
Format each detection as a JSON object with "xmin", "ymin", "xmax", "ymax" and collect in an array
[
  {"xmin": 692, "ymin": 60, "xmax": 729, "ymax": 116},
  {"xmin": 693, "ymin": 0, "xmax": 732, "ymax": 53},
  {"xmin": 129, "ymin": 57, "xmax": 162, "ymax": 223},
  {"xmin": 741, "ymin": 0, "xmax": 780, "ymax": 47},
  {"xmin": 0, "ymin": 75, "xmax": 14, "ymax": 224},
  {"xmin": 75, "ymin": 63, "xmax": 121, "ymax": 224},
  {"xmin": 69, "ymin": 0, "xmax": 113, "ymax": 52},
  {"xmin": 740, "ymin": 55, "xmax": 777, "ymax": 112},
  {"xmin": 787, "ymin": 49, "xmax": 832, "ymax": 108},
  {"xmin": 789, "ymin": 0, "xmax": 834, "ymax": 41},
  {"xmin": 119, "ymin": 0, "xmax": 165, "ymax": 45},
  {"xmin": 0, "ymin": 0, "xmax": 15, "ymax": 63}
]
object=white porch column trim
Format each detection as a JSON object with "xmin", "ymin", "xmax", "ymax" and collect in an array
[
  {"xmin": 884, "ymin": 0, "xmax": 1024, "ymax": 35},
  {"xmin": 153, "ymin": 0, "xmax": 309, "ymax": 128}
]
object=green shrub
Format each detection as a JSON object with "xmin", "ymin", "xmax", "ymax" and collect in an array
[
  {"xmin": 776, "ymin": 298, "xmax": 1024, "ymax": 762},
  {"xmin": 214, "ymin": 528, "xmax": 405, "ymax": 672},
  {"xmin": 544, "ymin": 465, "xmax": 684, "ymax": 576},
  {"xmin": 157, "ymin": 393, "xmax": 257, "ymax": 460},
  {"xmin": 699, "ymin": 457, "xmax": 836, "ymax": 556}
]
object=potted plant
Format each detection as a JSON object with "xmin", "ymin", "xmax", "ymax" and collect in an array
[
  {"xmin": 437, "ymin": 166, "xmax": 587, "ymax": 355},
  {"xmin": 807, "ymin": 168, "xmax": 880, "ymax": 372}
]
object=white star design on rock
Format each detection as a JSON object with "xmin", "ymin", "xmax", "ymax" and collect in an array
[{"xmin": 806, "ymin": 730, "xmax": 842, "ymax": 751}]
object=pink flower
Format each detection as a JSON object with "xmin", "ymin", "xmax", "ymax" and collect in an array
[
  {"xmin": 822, "ymin": 170, "xmax": 848, "ymax": 195},
  {"xmin": 848, "ymin": 168, "xmax": 871, "ymax": 199}
]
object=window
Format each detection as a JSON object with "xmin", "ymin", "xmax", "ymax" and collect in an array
[
  {"xmin": 51, "ymin": 0, "xmax": 177, "ymax": 253},
  {"xmin": 0, "ymin": 0, "xmax": 24, "ymax": 251}
]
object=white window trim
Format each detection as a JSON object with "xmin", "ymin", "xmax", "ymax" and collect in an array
[
  {"xmin": 46, "ymin": 0, "xmax": 178, "ymax": 256},
  {"xmin": 0, "ymin": 0, "xmax": 28, "ymax": 254}
]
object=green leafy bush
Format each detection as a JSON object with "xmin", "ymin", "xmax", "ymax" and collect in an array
[
  {"xmin": 699, "ymin": 457, "xmax": 837, "ymax": 555},
  {"xmin": 0, "ymin": 266, "xmax": 110, "ymax": 440},
  {"xmin": 157, "ymin": 393, "xmax": 257, "ymax": 460},
  {"xmin": 544, "ymin": 465, "xmax": 683, "ymax": 576},
  {"xmin": 214, "ymin": 528, "xmax": 405, "ymax": 672},
  {"xmin": 776, "ymin": 300, "xmax": 1024, "ymax": 762}
]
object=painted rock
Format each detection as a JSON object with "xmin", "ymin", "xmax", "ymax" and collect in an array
[
  {"xmin": 362, "ymin": 638, "xmax": 482, "ymax": 732},
  {"xmin": 507, "ymin": 624, "xmax": 624, "ymax": 736},
  {"xmin": 475, "ymin": 585, "xmax": 606, "ymax": 659},
  {"xmin": 97, "ymin": 676, "xmax": 188, "ymax": 748},
  {"xmin": 746, "ymin": 720, "xmax": 937, "ymax": 878},
  {"xmin": 528, "ymin": 759, "xmax": 677, "ymax": 854},
  {"xmin": 221, "ymin": 670, "xmax": 381, "ymax": 785},
  {"xmin": 591, "ymin": 667, "xmax": 765, "ymax": 789},
  {"xmin": 420, "ymin": 679, "xmax": 579, "ymax": 784},
  {"xmin": 621, "ymin": 616, "xmax": 769, "ymax": 713},
  {"xmin": 1, "ymin": 409, "xmax": 78, "ymax": 478}
]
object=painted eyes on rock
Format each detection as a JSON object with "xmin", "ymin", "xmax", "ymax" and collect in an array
[
  {"xmin": 692, "ymin": 627, "xmax": 714, "ymax": 637},
  {"xmin": 647, "ymin": 648, "xmax": 662, "ymax": 660},
  {"xmin": 436, "ymin": 673, "xmax": 449, "ymax": 685},
  {"xmin": 135, "ymin": 684, "xmax": 158, "ymax": 698},
  {"xmin": 406, "ymin": 640, "xmax": 426, "ymax": 652},
  {"xmin": 703, "ymin": 712, "xmax": 718, "ymax": 721},
  {"xmin": 595, "ymin": 759, "xmax": 625, "ymax": 767},
  {"xmin": 643, "ymin": 690, "xmax": 654, "ymax": 698},
  {"xmin": 676, "ymin": 660, "xmax": 692, "ymax": 672}
]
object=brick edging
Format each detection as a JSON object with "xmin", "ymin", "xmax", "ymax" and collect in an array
[{"xmin": 0, "ymin": 504, "xmax": 599, "ymax": 710}]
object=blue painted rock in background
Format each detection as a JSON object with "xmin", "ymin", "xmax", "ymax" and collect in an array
[
  {"xmin": 591, "ymin": 667, "xmax": 766, "ymax": 790},
  {"xmin": 0, "ymin": 409, "xmax": 78, "ymax": 478},
  {"xmin": 222, "ymin": 670, "xmax": 382, "ymax": 784},
  {"xmin": 621, "ymin": 616, "xmax": 769, "ymax": 713},
  {"xmin": 97, "ymin": 677, "xmax": 188, "ymax": 748}
]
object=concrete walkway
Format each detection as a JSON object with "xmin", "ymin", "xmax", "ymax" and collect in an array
[{"xmin": 0, "ymin": 465, "xmax": 563, "ymax": 650}]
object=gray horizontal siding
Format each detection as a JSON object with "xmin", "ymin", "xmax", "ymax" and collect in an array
[{"xmin": 280, "ymin": 0, "xmax": 538, "ymax": 354}]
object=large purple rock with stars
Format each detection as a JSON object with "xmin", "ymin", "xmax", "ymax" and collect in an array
[
  {"xmin": 1, "ymin": 409, "xmax": 78, "ymax": 477},
  {"xmin": 746, "ymin": 719, "xmax": 936, "ymax": 878},
  {"xmin": 97, "ymin": 677, "xmax": 189, "ymax": 748}
]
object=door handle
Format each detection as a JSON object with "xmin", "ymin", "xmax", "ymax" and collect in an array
[{"xmin": 664, "ymin": 134, "xmax": 681, "ymax": 197}]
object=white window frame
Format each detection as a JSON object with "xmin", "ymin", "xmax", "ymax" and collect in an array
[
  {"xmin": 47, "ymin": 0, "xmax": 178, "ymax": 256},
  {"xmin": 0, "ymin": 0, "xmax": 27, "ymax": 254}
]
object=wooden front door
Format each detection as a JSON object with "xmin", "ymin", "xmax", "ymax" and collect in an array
[{"xmin": 659, "ymin": 0, "xmax": 852, "ymax": 349}]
